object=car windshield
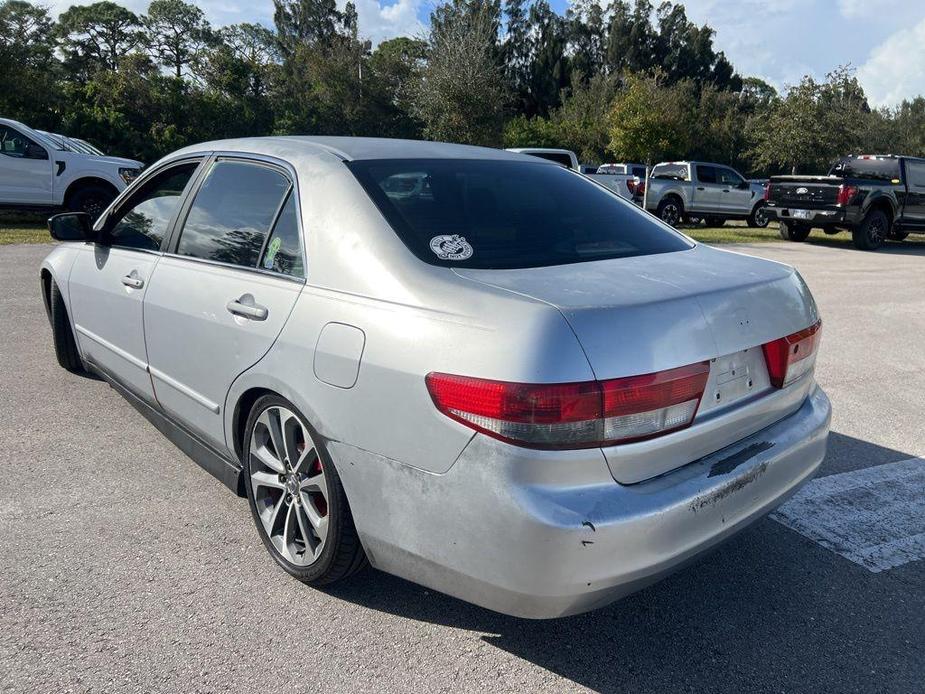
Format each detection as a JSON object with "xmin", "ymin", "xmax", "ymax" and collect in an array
[
  {"xmin": 347, "ymin": 159, "xmax": 692, "ymax": 270},
  {"xmin": 829, "ymin": 156, "xmax": 901, "ymax": 181}
]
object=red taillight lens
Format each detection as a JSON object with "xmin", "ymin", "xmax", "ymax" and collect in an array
[
  {"xmin": 836, "ymin": 184, "xmax": 858, "ymax": 206},
  {"xmin": 763, "ymin": 183, "xmax": 771, "ymax": 201},
  {"xmin": 626, "ymin": 178, "xmax": 636, "ymax": 194},
  {"xmin": 426, "ymin": 361, "xmax": 710, "ymax": 450},
  {"xmin": 636, "ymin": 180, "xmax": 646, "ymax": 197},
  {"xmin": 761, "ymin": 319, "xmax": 822, "ymax": 388}
]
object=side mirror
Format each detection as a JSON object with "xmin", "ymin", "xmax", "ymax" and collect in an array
[
  {"xmin": 24, "ymin": 143, "xmax": 49, "ymax": 160},
  {"xmin": 48, "ymin": 212, "xmax": 95, "ymax": 242}
]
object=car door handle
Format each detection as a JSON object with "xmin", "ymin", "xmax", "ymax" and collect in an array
[
  {"xmin": 227, "ymin": 296, "xmax": 268, "ymax": 321},
  {"xmin": 121, "ymin": 274, "xmax": 144, "ymax": 289},
  {"xmin": 722, "ymin": 189, "xmax": 730, "ymax": 193},
  {"xmin": 696, "ymin": 186, "xmax": 705, "ymax": 191}
]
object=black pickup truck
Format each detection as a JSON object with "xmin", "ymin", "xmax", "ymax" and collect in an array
[{"xmin": 764, "ymin": 155, "xmax": 925, "ymax": 250}]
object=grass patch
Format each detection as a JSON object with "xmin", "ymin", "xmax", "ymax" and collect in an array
[
  {"xmin": 685, "ymin": 224, "xmax": 782, "ymax": 244},
  {"xmin": 0, "ymin": 210, "xmax": 51, "ymax": 245}
]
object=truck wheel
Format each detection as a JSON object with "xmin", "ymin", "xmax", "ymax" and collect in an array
[
  {"xmin": 852, "ymin": 209, "xmax": 889, "ymax": 250},
  {"xmin": 704, "ymin": 216, "xmax": 726, "ymax": 228},
  {"xmin": 747, "ymin": 202, "xmax": 770, "ymax": 228},
  {"xmin": 656, "ymin": 198, "xmax": 683, "ymax": 227},
  {"xmin": 779, "ymin": 220, "xmax": 810, "ymax": 241},
  {"xmin": 67, "ymin": 184, "xmax": 116, "ymax": 222}
]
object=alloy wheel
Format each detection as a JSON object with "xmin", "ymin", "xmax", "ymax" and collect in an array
[
  {"xmin": 755, "ymin": 207, "xmax": 769, "ymax": 227},
  {"xmin": 868, "ymin": 217, "xmax": 885, "ymax": 245},
  {"xmin": 249, "ymin": 405, "xmax": 329, "ymax": 566},
  {"xmin": 661, "ymin": 203, "xmax": 680, "ymax": 226}
]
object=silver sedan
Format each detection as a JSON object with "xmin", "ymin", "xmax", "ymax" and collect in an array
[{"xmin": 41, "ymin": 137, "xmax": 831, "ymax": 618}]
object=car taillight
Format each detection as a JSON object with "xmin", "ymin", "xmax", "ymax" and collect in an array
[
  {"xmin": 636, "ymin": 180, "xmax": 646, "ymax": 197},
  {"xmin": 836, "ymin": 184, "xmax": 858, "ymax": 206},
  {"xmin": 761, "ymin": 319, "xmax": 822, "ymax": 389},
  {"xmin": 626, "ymin": 178, "xmax": 636, "ymax": 194},
  {"xmin": 425, "ymin": 361, "xmax": 710, "ymax": 450},
  {"xmin": 763, "ymin": 183, "xmax": 771, "ymax": 201}
]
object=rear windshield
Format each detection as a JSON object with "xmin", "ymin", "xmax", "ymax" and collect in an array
[
  {"xmin": 652, "ymin": 163, "xmax": 688, "ymax": 180},
  {"xmin": 347, "ymin": 159, "xmax": 692, "ymax": 270},
  {"xmin": 829, "ymin": 156, "xmax": 901, "ymax": 181}
]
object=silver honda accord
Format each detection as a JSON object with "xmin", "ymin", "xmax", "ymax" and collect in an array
[{"xmin": 40, "ymin": 137, "xmax": 831, "ymax": 618}]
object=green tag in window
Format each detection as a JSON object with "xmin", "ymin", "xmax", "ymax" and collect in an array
[{"xmin": 264, "ymin": 237, "xmax": 282, "ymax": 269}]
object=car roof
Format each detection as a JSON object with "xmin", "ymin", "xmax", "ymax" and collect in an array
[{"xmin": 171, "ymin": 136, "xmax": 547, "ymax": 163}]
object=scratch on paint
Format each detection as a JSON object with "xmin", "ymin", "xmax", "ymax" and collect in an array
[{"xmin": 691, "ymin": 461, "xmax": 769, "ymax": 512}]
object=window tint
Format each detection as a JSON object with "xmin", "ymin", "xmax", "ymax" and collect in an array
[
  {"xmin": 696, "ymin": 165, "xmax": 717, "ymax": 184},
  {"xmin": 524, "ymin": 152, "xmax": 574, "ymax": 168},
  {"xmin": 905, "ymin": 160, "xmax": 925, "ymax": 187},
  {"xmin": 106, "ymin": 163, "xmax": 198, "ymax": 251},
  {"xmin": 829, "ymin": 156, "xmax": 901, "ymax": 181},
  {"xmin": 348, "ymin": 159, "xmax": 692, "ymax": 270},
  {"xmin": 259, "ymin": 193, "xmax": 304, "ymax": 277},
  {"xmin": 717, "ymin": 168, "xmax": 744, "ymax": 186},
  {"xmin": 177, "ymin": 161, "xmax": 290, "ymax": 268},
  {"xmin": 0, "ymin": 125, "xmax": 41, "ymax": 157}
]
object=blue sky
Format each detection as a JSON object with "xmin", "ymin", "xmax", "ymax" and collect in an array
[{"xmin": 49, "ymin": 0, "xmax": 925, "ymax": 107}]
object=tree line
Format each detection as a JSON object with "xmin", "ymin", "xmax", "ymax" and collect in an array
[{"xmin": 1, "ymin": 0, "xmax": 923, "ymax": 174}]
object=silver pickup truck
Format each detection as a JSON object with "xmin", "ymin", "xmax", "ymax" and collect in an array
[{"xmin": 643, "ymin": 161, "xmax": 769, "ymax": 228}]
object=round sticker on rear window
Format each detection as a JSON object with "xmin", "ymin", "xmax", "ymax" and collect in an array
[{"xmin": 429, "ymin": 234, "xmax": 473, "ymax": 261}]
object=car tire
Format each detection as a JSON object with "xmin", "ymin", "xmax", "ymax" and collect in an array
[
  {"xmin": 852, "ymin": 209, "xmax": 889, "ymax": 250},
  {"xmin": 656, "ymin": 197, "xmax": 683, "ymax": 227},
  {"xmin": 779, "ymin": 220, "xmax": 810, "ymax": 241},
  {"xmin": 703, "ymin": 216, "xmax": 726, "ymax": 227},
  {"xmin": 48, "ymin": 279, "xmax": 84, "ymax": 373},
  {"xmin": 243, "ymin": 394, "xmax": 367, "ymax": 586},
  {"xmin": 747, "ymin": 203, "xmax": 770, "ymax": 228},
  {"xmin": 67, "ymin": 184, "xmax": 116, "ymax": 222}
]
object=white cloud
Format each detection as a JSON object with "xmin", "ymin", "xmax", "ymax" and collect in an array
[
  {"xmin": 341, "ymin": 0, "xmax": 426, "ymax": 45},
  {"xmin": 857, "ymin": 16, "xmax": 925, "ymax": 106}
]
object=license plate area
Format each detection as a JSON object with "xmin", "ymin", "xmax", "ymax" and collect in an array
[
  {"xmin": 697, "ymin": 348, "xmax": 769, "ymax": 416},
  {"xmin": 792, "ymin": 209, "xmax": 811, "ymax": 220}
]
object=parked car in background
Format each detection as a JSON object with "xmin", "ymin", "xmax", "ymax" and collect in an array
[
  {"xmin": 598, "ymin": 162, "xmax": 648, "ymax": 180},
  {"xmin": 41, "ymin": 137, "xmax": 829, "ymax": 619},
  {"xmin": 644, "ymin": 161, "xmax": 770, "ymax": 228},
  {"xmin": 0, "ymin": 117, "xmax": 143, "ymax": 219},
  {"xmin": 506, "ymin": 147, "xmax": 639, "ymax": 201},
  {"xmin": 765, "ymin": 154, "xmax": 925, "ymax": 250}
]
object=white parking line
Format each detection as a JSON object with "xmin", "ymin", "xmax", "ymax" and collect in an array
[{"xmin": 771, "ymin": 457, "xmax": 925, "ymax": 572}]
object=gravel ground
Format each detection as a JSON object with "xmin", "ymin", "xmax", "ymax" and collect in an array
[{"xmin": 1, "ymin": 241, "xmax": 922, "ymax": 693}]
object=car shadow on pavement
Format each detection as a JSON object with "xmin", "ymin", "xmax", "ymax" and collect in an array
[
  {"xmin": 804, "ymin": 236, "xmax": 925, "ymax": 255},
  {"xmin": 323, "ymin": 432, "xmax": 922, "ymax": 693}
]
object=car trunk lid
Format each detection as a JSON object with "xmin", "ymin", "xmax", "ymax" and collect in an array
[{"xmin": 454, "ymin": 244, "xmax": 819, "ymax": 483}]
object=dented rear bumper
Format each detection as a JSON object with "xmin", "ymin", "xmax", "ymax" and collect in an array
[{"xmin": 332, "ymin": 385, "xmax": 831, "ymax": 619}]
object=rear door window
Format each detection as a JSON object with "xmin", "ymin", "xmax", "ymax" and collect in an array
[
  {"xmin": 348, "ymin": 158, "xmax": 692, "ymax": 270},
  {"xmin": 259, "ymin": 192, "xmax": 304, "ymax": 278},
  {"xmin": 696, "ymin": 165, "xmax": 718, "ymax": 184},
  {"xmin": 176, "ymin": 160, "xmax": 291, "ymax": 268}
]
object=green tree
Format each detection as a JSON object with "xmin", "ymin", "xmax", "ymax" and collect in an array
[
  {"xmin": 57, "ymin": 1, "xmax": 142, "ymax": 76},
  {"xmin": 273, "ymin": 0, "xmax": 343, "ymax": 54},
  {"xmin": 368, "ymin": 37, "xmax": 427, "ymax": 137},
  {"xmin": 411, "ymin": 0, "xmax": 507, "ymax": 145},
  {"xmin": 552, "ymin": 73, "xmax": 622, "ymax": 162},
  {"xmin": 0, "ymin": 1, "xmax": 59, "ymax": 125},
  {"xmin": 526, "ymin": 0, "xmax": 569, "ymax": 117},
  {"xmin": 143, "ymin": 0, "xmax": 214, "ymax": 79},
  {"xmin": 749, "ymin": 66, "xmax": 868, "ymax": 174},
  {"xmin": 606, "ymin": 73, "xmax": 695, "ymax": 163}
]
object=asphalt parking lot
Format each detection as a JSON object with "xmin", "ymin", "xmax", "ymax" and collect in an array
[{"xmin": 1, "ymin": 240, "xmax": 923, "ymax": 693}]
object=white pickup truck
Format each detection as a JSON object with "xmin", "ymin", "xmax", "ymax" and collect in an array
[
  {"xmin": 642, "ymin": 161, "xmax": 769, "ymax": 228},
  {"xmin": 505, "ymin": 148, "xmax": 640, "ymax": 201},
  {"xmin": 0, "ymin": 117, "xmax": 143, "ymax": 219}
]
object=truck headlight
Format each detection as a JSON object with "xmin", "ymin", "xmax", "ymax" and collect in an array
[{"xmin": 119, "ymin": 167, "xmax": 140, "ymax": 185}]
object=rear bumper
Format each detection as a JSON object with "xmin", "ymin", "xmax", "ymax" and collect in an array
[
  {"xmin": 765, "ymin": 205, "xmax": 854, "ymax": 225},
  {"xmin": 332, "ymin": 385, "xmax": 831, "ymax": 619}
]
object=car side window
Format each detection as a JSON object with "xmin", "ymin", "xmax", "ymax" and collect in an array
[
  {"xmin": 696, "ymin": 165, "xmax": 717, "ymax": 184},
  {"xmin": 718, "ymin": 168, "xmax": 745, "ymax": 186},
  {"xmin": 0, "ymin": 125, "xmax": 41, "ymax": 158},
  {"xmin": 906, "ymin": 161, "xmax": 925, "ymax": 187},
  {"xmin": 259, "ymin": 192, "xmax": 304, "ymax": 278},
  {"xmin": 105, "ymin": 163, "xmax": 199, "ymax": 251},
  {"xmin": 176, "ymin": 160, "xmax": 290, "ymax": 268}
]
